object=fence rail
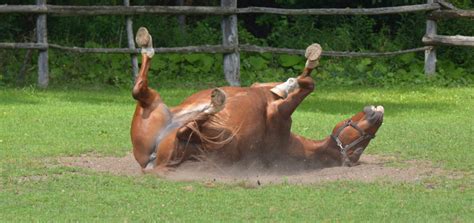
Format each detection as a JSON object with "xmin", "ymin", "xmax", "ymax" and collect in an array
[
  {"xmin": 423, "ymin": 35, "xmax": 474, "ymax": 46},
  {"xmin": 0, "ymin": 0, "xmax": 473, "ymax": 87},
  {"xmin": 0, "ymin": 42, "xmax": 433, "ymax": 57},
  {"xmin": 429, "ymin": 10, "xmax": 474, "ymax": 19},
  {"xmin": 0, "ymin": 3, "xmax": 440, "ymax": 16}
]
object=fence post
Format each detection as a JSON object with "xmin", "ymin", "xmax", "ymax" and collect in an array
[
  {"xmin": 36, "ymin": 0, "xmax": 48, "ymax": 88},
  {"xmin": 176, "ymin": 0, "xmax": 186, "ymax": 35},
  {"xmin": 221, "ymin": 0, "xmax": 240, "ymax": 86},
  {"xmin": 424, "ymin": 0, "xmax": 437, "ymax": 76},
  {"xmin": 124, "ymin": 0, "xmax": 138, "ymax": 79}
]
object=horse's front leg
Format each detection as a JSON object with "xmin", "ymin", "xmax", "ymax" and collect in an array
[
  {"xmin": 131, "ymin": 27, "xmax": 173, "ymax": 169},
  {"xmin": 141, "ymin": 128, "xmax": 179, "ymax": 175},
  {"xmin": 270, "ymin": 43, "xmax": 322, "ymax": 118},
  {"xmin": 132, "ymin": 27, "xmax": 160, "ymax": 106}
]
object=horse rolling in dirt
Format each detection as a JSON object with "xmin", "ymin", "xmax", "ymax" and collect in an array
[{"xmin": 130, "ymin": 27, "xmax": 384, "ymax": 174}]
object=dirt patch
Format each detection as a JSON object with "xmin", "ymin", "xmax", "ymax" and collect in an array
[
  {"xmin": 60, "ymin": 154, "xmax": 142, "ymax": 176},
  {"xmin": 58, "ymin": 153, "xmax": 454, "ymax": 185}
]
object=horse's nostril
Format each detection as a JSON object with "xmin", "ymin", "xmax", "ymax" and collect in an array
[
  {"xmin": 363, "ymin": 106, "xmax": 374, "ymax": 114},
  {"xmin": 364, "ymin": 106, "xmax": 384, "ymax": 124}
]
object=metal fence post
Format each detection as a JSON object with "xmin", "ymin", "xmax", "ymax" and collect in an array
[
  {"xmin": 221, "ymin": 0, "xmax": 240, "ymax": 86},
  {"xmin": 424, "ymin": 0, "xmax": 437, "ymax": 76},
  {"xmin": 124, "ymin": 0, "xmax": 138, "ymax": 79},
  {"xmin": 36, "ymin": 0, "xmax": 48, "ymax": 88}
]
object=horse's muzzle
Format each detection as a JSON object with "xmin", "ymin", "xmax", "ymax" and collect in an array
[{"xmin": 364, "ymin": 105, "xmax": 384, "ymax": 124}]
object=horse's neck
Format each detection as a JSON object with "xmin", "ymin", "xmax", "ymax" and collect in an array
[{"xmin": 289, "ymin": 134, "xmax": 340, "ymax": 159}]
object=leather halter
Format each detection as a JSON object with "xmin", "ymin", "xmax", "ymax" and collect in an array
[{"xmin": 330, "ymin": 119, "xmax": 375, "ymax": 166}]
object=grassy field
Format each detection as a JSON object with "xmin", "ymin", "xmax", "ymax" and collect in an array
[{"xmin": 1, "ymin": 85, "xmax": 473, "ymax": 222}]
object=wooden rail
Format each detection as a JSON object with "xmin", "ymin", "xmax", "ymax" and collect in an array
[
  {"xmin": 423, "ymin": 35, "xmax": 474, "ymax": 47},
  {"xmin": 0, "ymin": 3, "xmax": 440, "ymax": 16},
  {"xmin": 429, "ymin": 10, "xmax": 474, "ymax": 20},
  {"xmin": 0, "ymin": 1, "xmax": 472, "ymax": 87},
  {"xmin": 50, "ymin": 44, "xmax": 235, "ymax": 54},
  {"xmin": 237, "ymin": 4, "xmax": 440, "ymax": 15},
  {"xmin": 0, "ymin": 42, "xmax": 432, "ymax": 57},
  {"xmin": 240, "ymin": 45, "xmax": 432, "ymax": 57},
  {"xmin": 0, "ymin": 42, "xmax": 47, "ymax": 49}
]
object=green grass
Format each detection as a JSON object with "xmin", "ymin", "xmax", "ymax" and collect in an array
[
  {"xmin": 2, "ymin": 174, "xmax": 471, "ymax": 222},
  {"xmin": 1, "ymin": 85, "xmax": 473, "ymax": 222}
]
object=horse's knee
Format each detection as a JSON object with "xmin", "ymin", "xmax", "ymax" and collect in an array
[
  {"xmin": 305, "ymin": 80, "xmax": 315, "ymax": 91},
  {"xmin": 297, "ymin": 75, "xmax": 315, "ymax": 92},
  {"xmin": 132, "ymin": 85, "xmax": 161, "ymax": 107},
  {"xmin": 132, "ymin": 80, "xmax": 147, "ymax": 100}
]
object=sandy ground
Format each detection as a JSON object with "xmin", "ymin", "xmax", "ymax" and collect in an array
[{"xmin": 57, "ymin": 153, "xmax": 455, "ymax": 186}]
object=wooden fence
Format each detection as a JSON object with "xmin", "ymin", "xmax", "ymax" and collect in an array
[{"xmin": 0, "ymin": 0, "xmax": 473, "ymax": 87}]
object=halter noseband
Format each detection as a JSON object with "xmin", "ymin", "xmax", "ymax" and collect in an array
[{"xmin": 330, "ymin": 119, "xmax": 375, "ymax": 166}]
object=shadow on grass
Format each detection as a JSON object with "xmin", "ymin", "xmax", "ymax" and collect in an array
[
  {"xmin": 48, "ymin": 88, "xmax": 199, "ymax": 106},
  {"xmin": 0, "ymin": 86, "xmax": 457, "ymax": 115},
  {"xmin": 0, "ymin": 97, "xmax": 40, "ymax": 105},
  {"xmin": 1, "ymin": 88, "xmax": 188, "ymax": 106},
  {"xmin": 57, "ymin": 93, "xmax": 132, "ymax": 105},
  {"xmin": 0, "ymin": 87, "xmax": 127, "ymax": 105},
  {"xmin": 297, "ymin": 97, "xmax": 453, "ymax": 115}
]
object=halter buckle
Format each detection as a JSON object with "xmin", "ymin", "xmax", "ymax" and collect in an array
[{"xmin": 336, "ymin": 141, "xmax": 344, "ymax": 153}]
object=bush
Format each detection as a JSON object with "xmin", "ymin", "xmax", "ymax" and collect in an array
[{"xmin": 0, "ymin": 0, "xmax": 472, "ymax": 88}]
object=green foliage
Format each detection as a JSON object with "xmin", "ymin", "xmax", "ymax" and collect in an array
[
  {"xmin": 0, "ymin": 0, "xmax": 473, "ymax": 87},
  {"xmin": 47, "ymin": 49, "xmax": 131, "ymax": 87},
  {"xmin": 245, "ymin": 56, "xmax": 268, "ymax": 70},
  {"xmin": 145, "ymin": 53, "xmax": 227, "ymax": 88},
  {"xmin": 278, "ymin": 54, "xmax": 303, "ymax": 69}
]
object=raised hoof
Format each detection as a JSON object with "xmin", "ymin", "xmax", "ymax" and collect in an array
[
  {"xmin": 205, "ymin": 88, "xmax": 226, "ymax": 114},
  {"xmin": 135, "ymin": 27, "xmax": 155, "ymax": 58},
  {"xmin": 305, "ymin": 43, "xmax": 322, "ymax": 61},
  {"xmin": 135, "ymin": 27, "xmax": 152, "ymax": 48},
  {"xmin": 304, "ymin": 43, "xmax": 322, "ymax": 69}
]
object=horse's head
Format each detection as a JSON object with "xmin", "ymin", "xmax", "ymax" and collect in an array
[{"xmin": 330, "ymin": 105, "xmax": 384, "ymax": 166}]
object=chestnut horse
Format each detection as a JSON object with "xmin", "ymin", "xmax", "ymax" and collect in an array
[{"xmin": 130, "ymin": 27, "xmax": 384, "ymax": 173}]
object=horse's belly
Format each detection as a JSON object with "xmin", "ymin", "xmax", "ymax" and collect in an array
[
  {"xmin": 175, "ymin": 87, "xmax": 283, "ymax": 160},
  {"xmin": 203, "ymin": 89, "xmax": 271, "ymax": 157}
]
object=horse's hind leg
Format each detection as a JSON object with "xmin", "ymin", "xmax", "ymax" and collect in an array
[
  {"xmin": 132, "ymin": 27, "xmax": 160, "ymax": 107},
  {"xmin": 204, "ymin": 88, "xmax": 226, "ymax": 114},
  {"xmin": 176, "ymin": 88, "xmax": 227, "ymax": 144}
]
